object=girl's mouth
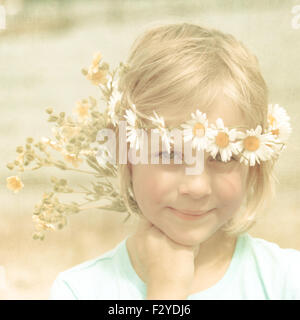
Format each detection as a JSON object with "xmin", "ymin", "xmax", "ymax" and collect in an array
[{"xmin": 168, "ymin": 207, "xmax": 213, "ymax": 220}]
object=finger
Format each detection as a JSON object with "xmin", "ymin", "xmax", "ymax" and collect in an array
[{"xmin": 193, "ymin": 245, "xmax": 200, "ymax": 258}]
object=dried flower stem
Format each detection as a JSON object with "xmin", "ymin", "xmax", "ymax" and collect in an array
[
  {"xmin": 79, "ymin": 205, "xmax": 119, "ymax": 212},
  {"xmin": 65, "ymin": 167, "xmax": 96, "ymax": 175}
]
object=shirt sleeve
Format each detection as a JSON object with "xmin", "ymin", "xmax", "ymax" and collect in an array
[
  {"xmin": 284, "ymin": 248, "xmax": 300, "ymax": 300},
  {"xmin": 50, "ymin": 274, "xmax": 78, "ymax": 300}
]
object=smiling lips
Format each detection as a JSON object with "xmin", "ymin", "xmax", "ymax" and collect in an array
[{"xmin": 168, "ymin": 207, "xmax": 213, "ymax": 220}]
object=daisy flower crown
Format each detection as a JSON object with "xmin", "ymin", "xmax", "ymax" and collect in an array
[
  {"xmin": 6, "ymin": 52, "xmax": 292, "ymax": 239},
  {"xmin": 96, "ymin": 54, "xmax": 291, "ymax": 168},
  {"xmin": 121, "ymin": 103, "xmax": 291, "ymax": 167}
]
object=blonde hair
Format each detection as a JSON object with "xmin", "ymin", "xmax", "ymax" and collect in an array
[{"xmin": 117, "ymin": 22, "xmax": 277, "ymax": 236}]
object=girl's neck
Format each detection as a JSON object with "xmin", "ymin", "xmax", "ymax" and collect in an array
[
  {"xmin": 193, "ymin": 230, "xmax": 237, "ymax": 271},
  {"xmin": 126, "ymin": 228, "xmax": 238, "ymax": 285},
  {"xmin": 190, "ymin": 231, "xmax": 238, "ymax": 294}
]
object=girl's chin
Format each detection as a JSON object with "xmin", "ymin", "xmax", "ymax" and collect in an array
[
  {"xmin": 163, "ymin": 225, "xmax": 221, "ymax": 247},
  {"xmin": 164, "ymin": 232, "xmax": 205, "ymax": 247},
  {"xmin": 152, "ymin": 220, "xmax": 215, "ymax": 246}
]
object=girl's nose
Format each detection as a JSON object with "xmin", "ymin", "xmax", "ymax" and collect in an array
[{"xmin": 178, "ymin": 169, "xmax": 212, "ymax": 199}]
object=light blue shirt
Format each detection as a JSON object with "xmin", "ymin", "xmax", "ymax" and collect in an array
[{"xmin": 50, "ymin": 233, "xmax": 300, "ymax": 299}]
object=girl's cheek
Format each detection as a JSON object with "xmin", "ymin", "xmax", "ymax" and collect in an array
[
  {"xmin": 132, "ymin": 166, "xmax": 176, "ymax": 208},
  {"xmin": 145, "ymin": 170, "xmax": 177, "ymax": 203},
  {"xmin": 214, "ymin": 171, "xmax": 246, "ymax": 206}
]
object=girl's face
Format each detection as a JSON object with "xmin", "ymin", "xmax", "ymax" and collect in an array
[{"xmin": 128, "ymin": 99, "xmax": 250, "ymax": 246}]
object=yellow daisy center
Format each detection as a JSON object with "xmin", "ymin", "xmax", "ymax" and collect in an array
[
  {"xmin": 193, "ymin": 123, "xmax": 205, "ymax": 137},
  {"xmin": 243, "ymin": 136, "xmax": 260, "ymax": 151},
  {"xmin": 268, "ymin": 115, "xmax": 277, "ymax": 127},
  {"xmin": 271, "ymin": 128, "xmax": 280, "ymax": 137},
  {"xmin": 215, "ymin": 132, "xmax": 229, "ymax": 148}
]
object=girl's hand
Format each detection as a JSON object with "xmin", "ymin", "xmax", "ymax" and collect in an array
[{"xmin": 130, "ymin": 216, "xmax": 199, "ymax": 299}]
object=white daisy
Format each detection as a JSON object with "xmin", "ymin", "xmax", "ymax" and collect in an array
[
  {"xmin": 149, "ymin": 111, "xmax": 165, "ymax": 128},
  {"xmin": 124, "ymin": 107, "xmax": 137, "ymax": 127},
  {"xmin": 107, "ymin": 89, "xmax": 122, "ymax": 126},
  {"xmin": 149, "ymin": 111, "xmax": 174, "ymax": 153},
  {"xmin": 207, "ymin": 118, "xmax": 243, "ymax": 162},
  {"xmin": 124, "ymin": 107, "xmax": 146, "ymax": 151},
  {"xmin": 106, "ymin": 74, "xmax": 118, "ymax": 90},
  {"xmin": 127, "ymin": 128, "xmax": 149, "ymax": 152},
  {"xmin": 267, "ymin": 104, "xmax": 292, "ymax": 143},
  {"xmin": 236, "ymin": 125, "xmax": 277, "ymax": 166},
  {"xmin": 152, "ymin": 127, "xmax": 174, "ymax": 154},
  {"xmin": 181, "ymin": 110, "xmax": 210, "ymax": 151}
]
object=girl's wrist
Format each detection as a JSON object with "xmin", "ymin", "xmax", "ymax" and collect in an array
[{"xmin": 146, "ymin": 282, "xmax": 189, "ymax": 300}]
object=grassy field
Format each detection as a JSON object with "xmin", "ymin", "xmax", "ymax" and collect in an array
[{"xmin": 1, "ymin": 0, "xmax": 300, "ymax": 299}]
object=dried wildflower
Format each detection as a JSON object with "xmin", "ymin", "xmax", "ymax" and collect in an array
[
  {"xmin": 73, "ymin": 100, "xmax": 90, "ymax": 119},
  {"xmin": 40, "ymin": 137, "xmax": 63, "ymax": 152},
  {"xmin": 33, "ymin": 232, "xmax": 45, "ymax": 240},
  {"xmin": 6, "ymin": 176, "xmax": 24, "ymax": 193},
  {"xmin": 85, "ymin": 52, "xmax": 109, "ymax": 86},
  {"xmin": 48, "ymin": 115, "xmax": 59, "ymax": 122},
  {"xmin": 46, "ymin": 107, "xmax": 53, "ymax": 114},
  {"xmin": 61, "ymin": 125, "xmax": 81, "ymax": 140},
  {"xmin": 32, "ymin": 215, "xmax": 56, "ymax": 232},
  {"xmin": 63, "ymin": 153, "xmax": 83, "ymax": 168},
  {"xmin": 7, "ymin": 163, "xmax": 14, "ymax": 170},
  {"xmin": 16, "ymin": 146, "xmax": 24, "ymax": 153}
]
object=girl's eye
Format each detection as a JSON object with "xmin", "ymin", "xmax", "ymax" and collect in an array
[
  {"xmin": 211, "ymin": 153, "xmax": 237, "ymax": 163},
  {"xmin": 158, "ymin": 151, "xmax": 183, "ymax": 162}
]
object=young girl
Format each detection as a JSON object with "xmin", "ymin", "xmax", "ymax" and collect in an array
[{"xmin": 50, "ymin": 22, "xmax": 300, "ymax": 300}]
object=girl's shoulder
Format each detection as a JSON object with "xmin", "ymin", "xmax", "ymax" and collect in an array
[
  {"xmin": 50, "ymin": 238, "xmax": 128, "ymax": 299},
  {"xmin": 240, "ymin": 233, "xmax": 300, "ymax": 299},
  {"xmin": 242, "ymin": 233, "xmax": 300, "ymax": 264}
]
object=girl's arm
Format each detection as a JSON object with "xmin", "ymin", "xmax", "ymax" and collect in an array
[
  {"xmin": 146, "ymin": 282, "xmax": 189, "ymax": 300},
  {"xmin": 128, "ymin": 217, "xmax": 199, "ymax": 300}
]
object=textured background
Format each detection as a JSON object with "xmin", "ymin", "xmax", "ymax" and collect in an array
[{"xmin": 1, "ymin": 0, "xmax": 300, "ymax": 299}]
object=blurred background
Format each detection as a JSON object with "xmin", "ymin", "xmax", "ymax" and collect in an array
[{"xmin": 0, "ymin": 0, "xmax": 300, "ymax": 299}]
